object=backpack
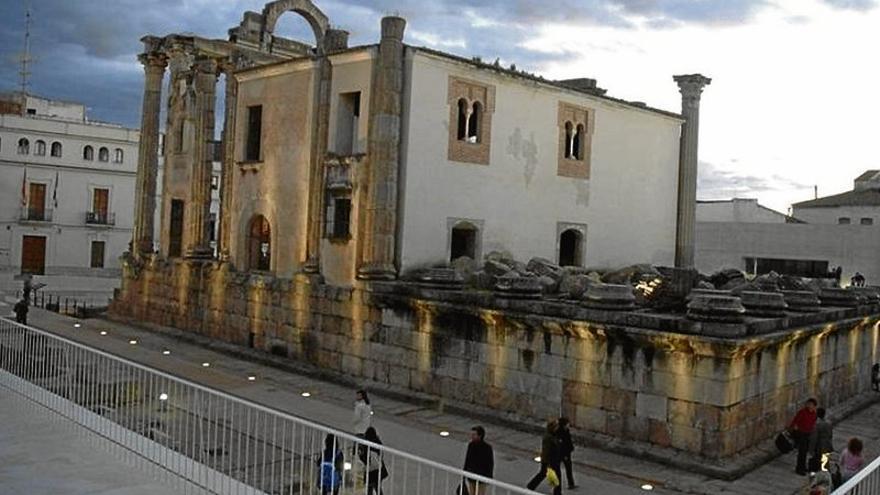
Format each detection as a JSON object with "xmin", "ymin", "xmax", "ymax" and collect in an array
[{"xmin": 320, "ymin": 460, "xmax": 338, "ymax": 489}]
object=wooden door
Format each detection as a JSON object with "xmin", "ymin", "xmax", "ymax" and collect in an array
[
  {"xmin": 21, "ymin": 236, "xmax": 46, "ymax": 275},
  {"xmin": 28, "ymin": 183, "xmax": 46, "ymax": 220},
  {"xmin": 90, "ymin": 241, "xmax": 105, "ymax": 268},
  {"xmin": 93, "ymin": 189, "xmax": 109, "ymax": 215}
]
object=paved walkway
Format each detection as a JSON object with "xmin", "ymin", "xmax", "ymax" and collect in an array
[
  {"xmin": 0, "ymin": 387, "xmax": 178, "ymax": 495},
  {"xmin": 9, "ymin": 307, "xmax": 880, "ymax": 495}
]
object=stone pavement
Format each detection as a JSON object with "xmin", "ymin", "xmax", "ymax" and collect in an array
[
  {"xmin": 0, "ymin": 387, "xmax": 178, "ymax": 495},
  {"xmin": 12, "ymin": 308, "xmax": 880, "ymax": 495},
  {"xmin": 0, "ymin": 269, "xmax": 119, "ymax": 312}
]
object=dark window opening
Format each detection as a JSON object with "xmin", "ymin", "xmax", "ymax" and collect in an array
[
  {"xmin": 248, "ymin": 215, "xmax": 271, "ymax": 271},
  {"xmin": 325, "ymin": 195, "xmax": 351, "ymax": 240},
  {"xmin": 456, "ymin": 98, "xmax": 468, "ymax": 141},
  {"xmin": 17, "ymin": 138, "xmax": 29, "ymax": 155},
  {"xmin": 450, "ymin": 223, "xmax": 478, "ymax": 261},
  {"xmin": 98, "ymin": 147, "xmax": 109, "ymax": 162},
  {"xmin": 26, "ymin": 108, "xmax": 36, "ymax": 115},
  {"xmin": 559, "ymin": 229, "xmax": 583, "ymax": 267},
  {"xmin": 574, "ymin": 124, "xmax": 585, "ymax": 160},
  {"xmin": 336, "ymin": 92, "xmax": 361, "ymax": 155},
  {"xmin": 90, "ymin": 241, "xmax": 105, "ymax": 268},
  {"xmin": 168, "ymin": 199, "xmax": 184, "ymax": 257},
  {"xmin": 745, "ymin": 257, "xmax": 829, "ymax": 278},
  {"xmin": 838, "ymin": 217, "xmax": 851, "ymax": 225},
  {"xmin": 861, "ymin": 218, "xmax": 873, "ymax": 225},
  {"xmin": 34, "ymin": 140, "xmax": 46, "ymax": 156},
  {"xmin": 564, "ymin": 122, "xmax": 573, "ymax": 159},
  {"xmin": 208, "ymin": 213, "xmax": 217, "ymax": 242},
  {"xmin": 83, "ymin": 145, "xmax": 94, "ymax": 161},
  {"xmin": 51, "ymin": 142, "xmax": 62, "ymax": 157},
  {"xmin": 245, "ymin": 105, "xmax": 262, "ymax": 161},
  {"xmin": 467, "ymin": 101, "xmax": 482, "ymax": 143},
  {"xmin": 27, "ymin": 183, "xmax": 46, "ymax": 220}
]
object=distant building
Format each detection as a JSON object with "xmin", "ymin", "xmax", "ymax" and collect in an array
[
  {"xmin": 696, "ymin": 175, "xmax": 880, "ymax": 283},
  {"xmin": 0, "ymin": 93, "xmax": 221, "ymax": 276}
]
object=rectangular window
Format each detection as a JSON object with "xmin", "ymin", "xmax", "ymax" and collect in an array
[
  {"xmin": 861, "ymin": 218, "xmax": 873, "ymax": 225},
  {"xmin": 211, "ymin": 175, "xmax": 220, "ymax": 190},
  {"xmin": 208, "ymin": 213, "xmax": 217, "ymax": 242},
  {"xmin": 28, "ymin": 183, "xmax": 46, "ymax": 220},
  {"xmin": 90, "ymin": 241, "xmax": 105, "ymax": 268},
  {"xmin": 168, "ymin": 199, "xmax": 184, "ymax": 257},
  {"xmin": 753, "ymin": 257, "xmax": 828, "ymax": 278},
  {"xmin": 838, "ymin": 217, "xmax": 851, "ymax": 224},
  {"xmin": 245, "ymin": 105, "xmax": 262, "ymax": 161},
  {"xmin": 325, "ymin": 196, "xmax": 351, "ymax": 239},
  {"xmin": 335, "ymin": 92, "xmax": 361, "ymax": 155}
]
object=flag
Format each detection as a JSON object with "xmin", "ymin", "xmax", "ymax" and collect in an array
[
  {"xmin": 53, "ymin": 170, "xmax": 59, "ymax": 209},
  {"xmin": 20, "ymin": 166, "xmax": 27, "ymax": 208}
]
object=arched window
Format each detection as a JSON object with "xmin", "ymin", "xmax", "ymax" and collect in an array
[
  {"xmin": 114, "ymin": 148, "xmax": 124, "ymax": 163},
  {"xmin": 456, "ymin": 98, "xmax": 468, "ymax": 141},
  {"xmin": 467, "ymin": 101, "xmax": 482, "ymax": 143},
  {"xmin": 248, "ymin": 215, "xmax": 271, "ymax": 271},
  {"xmin": 83, "ymin": 145, "xmax": 94, "ymax": 161},
  {"xmin": 98, "ymin": 147, "xmax": 109, "ymax": 162},
  {"xmin": 564, "ymin": 122, "xmax": 573, "ymax": 159},
  {"xmin": 17, "ymin": 138, "xmax": 29, "ymax": 155},
  {"xmin": 559, "ymin": 229, "xmax": 584, "ymax": 267},
  {"xmin": 450, "ymin": 221, "xmax": 479, "ymax": 261},
  {"xmin": 573, "ymin": 124, "xmax": 585, "ymax": 160},
  {"xmin": 34, "ymin": 140, "xmax": 46, "ymax": 156},
  {"xmin": 51, "ymin": 142, "xmax": 62, "ymax": 157}
]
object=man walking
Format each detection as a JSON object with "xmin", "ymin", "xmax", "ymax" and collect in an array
[
  {"xmin": 790, "ymin": 398, "xmax": 818, "ymax": 475},
  {"xmin": 463, "ymin": 426, "xmax": 494, "ymax": 495},
  {"xmin": 809, "ymin": 407, "xmax": 833, "ymax": 472},
  {"xmin": 527, "ymin": 420, "xmax": 563, "ymax": 495},
  {"xmin": 558, "ymin": 417, "xmax": 577, "ymax": 489},
  {"xmin": 13, "ymin": 299, "xmax": 28, "ymax": 325}
]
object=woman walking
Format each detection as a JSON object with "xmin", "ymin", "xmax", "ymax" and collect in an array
[
  {"xmin": 358, "ymin": 427, "xmax": 388, "ymax": 495},
  {"xmin": 526, "ymin": 420, "xmax": 563, "ymax": 495},
  {"xmin": 353, "ymin": 389, "xmax": 373, "ymax": 436}
]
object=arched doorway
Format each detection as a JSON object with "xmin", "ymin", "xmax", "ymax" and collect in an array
[
  {"xmin": 450, "ymin": 221, "xmax": 479, "ymax": 261},
  {"xmin": 248, "ymin": 215, "xmax": 271, "ymax": 271},
  {"xmin": 559, "ymin": 229, "xmax": 583, "ymax": 267}
]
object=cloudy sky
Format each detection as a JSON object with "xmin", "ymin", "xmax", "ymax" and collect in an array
[{"xmin": 1, "ymin": 0, "xmax": 878, "ymax": 213}]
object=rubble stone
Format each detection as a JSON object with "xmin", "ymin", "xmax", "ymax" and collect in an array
[
  {"xmin": 686, "ymin": 294, "xmax": 746, "ymax": 323},
  {"xmin": 582, "ymin": 283, "xmax": 636, "ymax": 311}
]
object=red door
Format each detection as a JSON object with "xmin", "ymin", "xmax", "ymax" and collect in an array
[{"xmin": 21, "ymin": 236, "xmax": 46, "ymax": 275}]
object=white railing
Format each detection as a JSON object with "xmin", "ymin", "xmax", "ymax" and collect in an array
[
  {"xmin": 0, "ymin": 318, "xmax": 538, "ymax": 495},
  {"xmin": 832, "ymin": 453, "xmax": 880, "ymax": 494}
]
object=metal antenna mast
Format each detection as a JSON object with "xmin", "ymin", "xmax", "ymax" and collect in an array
[{"xmin": 19, "ymin": 0, "xmax": 33, "ymax": 97}]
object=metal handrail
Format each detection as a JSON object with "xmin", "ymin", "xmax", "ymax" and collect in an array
[
  {"xmin": 832, "ymin": 449, "xmax": 880, "ymax": 494},
  {"xmin": 0, "ymin": 317, "xmax": 540, "ymax": 495}
]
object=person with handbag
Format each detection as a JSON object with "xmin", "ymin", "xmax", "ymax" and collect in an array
[
  {"xmin": 526, "ymin": 420, "xmax": 563, "ymax": 495},
  {"xmin": 557, "ymin": 417, "xmax": 577, "ymax": 489},
  {"xmin": 358, "ymin": 427, "xmax": 388, "ymax": 495},
  {"xmin": 808, "ymin": 408, "xmax": 834, "ymax": 472},
  {"xmin": 462, "ymin": 426, "xmax": 494, "ymax": 495},
  {"xmin": 790, "ymin": 398, "xmax": 819, "ymax": 475}
]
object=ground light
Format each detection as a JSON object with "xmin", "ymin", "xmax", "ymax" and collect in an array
[
  {"xmin": 162, "ymin": 350, "xmax": 171, "ymax": 355},
  {"xmin": 99, "ymin": 331, "xmax": 107, "ymax": 336},
  {"xmin": 159, "ymin": 393, "xmax": 169, "ymax": 401},
  {"xmin": 301, "ymin": 392, "xmax": 312, "ymax": 398},
  {"xmin": 247, "ymin": 376, "xmax": 256, "ymax": 381},
  {"xmin": 202, "ymin": 362, "xmax": 210, "ymax": 367},
  {"xmin": 73, "ymin": 323, "xmax": 81, "ymax": 328},
  {"xmin": 641, "ymin": 484, "xmax": 654, "ymax": 491},
  {"xmin": 129, "ymin": 340, "xmax": 137, "ymax": 345},
  {"xmin": 534, "ymin": 456, "xmax": 541, "ymax": 463},
  {"xmin": 439, "ymin": 431, "xmax": 450, "ymax": 437}
]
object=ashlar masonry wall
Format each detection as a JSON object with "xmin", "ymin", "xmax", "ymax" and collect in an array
[{"xmin": 111, "ymin": 259, "xmax": 880, "ymax": 471}]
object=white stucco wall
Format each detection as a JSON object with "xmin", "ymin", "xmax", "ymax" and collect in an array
[
  {"xmin": 696, "ymin": 199, "xmax": 788, "ymax": 223},
  {"xmin": 696, "ymin": 222, "xmax": 880, "ymax": 283},
  {"xmin": 792, "ymin": 205, "xmax": 880, "ymax": 226},
  {"xmin": 397, "ymin": 50, "xmax": 683, "ymax": 271},
  {"xmin": 0, "ymin": 113, "xmax": 139, "ymax": 274}
]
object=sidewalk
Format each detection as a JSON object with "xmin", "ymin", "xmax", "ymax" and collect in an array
[{"xmin": 18, "ymin": 308, "xmax": 880, "ymax": 494}]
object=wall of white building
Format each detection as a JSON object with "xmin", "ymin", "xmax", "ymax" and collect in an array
[
  {"xmin": 695, "ymin": 222, "xmax": 880, "ymax": 283},
  {"xmin": 398, "ymin": 50, "xmax": 683, "ymax": 271},
  {"xmin": 792, "ymin": 205, "xmax": 880, "ymax": 226},
  {"xmin": 0, "ymin": 107, "xmax": 139, "ymax": 276},
  {"xmin": 697, "ymin": 199, "xmax": 789, "ymax": 224}
]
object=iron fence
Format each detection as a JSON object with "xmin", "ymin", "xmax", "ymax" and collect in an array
[
  {"xmin": 0, "ymin": 318, "xmax": 539, "ymax": 495},
  {"xmin": 832, "ymin": 452, "xmax": 880, "ymax": 494}
]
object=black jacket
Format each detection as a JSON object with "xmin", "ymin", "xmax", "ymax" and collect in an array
[
  {"xmin": 541, "ymin": 433, "xmax": 562, "ymax": 467},
  {"xmin": 464, "ymin": 440, "xmax": 494, "ymax": 478},
  {"xmin": 557, "ymin": 427, "xmax": 574, "ymax": 456}
]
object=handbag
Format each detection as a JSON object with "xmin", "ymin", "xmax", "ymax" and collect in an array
[
  {"xmin": 776, "ymin": 430, "xmax": 795, "ymax": 454},
  {"xmin": 546, "ymin": 467, "xmax": 560, "ymax": 488}
]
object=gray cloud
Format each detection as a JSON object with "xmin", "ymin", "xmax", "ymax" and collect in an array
[
  {"xmin": 0, "ymin": 0, "xmax": 773, "ymax": 126},
  {"xmin": 821, "ymin": 0, "xmax": 878, "ymax": 10},
  {"xmin": 697, "ymin": 161, "xmax": 811, "ymax": 201}
]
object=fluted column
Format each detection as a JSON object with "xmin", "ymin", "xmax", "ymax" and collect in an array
[
  {"xmin": 218, "ymin": 60, "xmax": 238, "ymax": 260},
  {"xmin": 302, "ymin": 56, "xmax": 333, "ymax": 273},
  {"xmin": 132, "ymin": 51, "xmax": 166, "ymax": 257},
  {"xmin": 185, "ymin": 58, "xmax": 218, "ymax": 258},
  {"xmin": 673, "ymin": 74, "xmax": 711, "ymax": 268},
  {"xmin": 357, "ymin": 17, "xmax": 406, "ymax": 280}
]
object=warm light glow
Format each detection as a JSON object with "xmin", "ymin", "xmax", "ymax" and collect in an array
[
  {"xmin": 202, "ymin": 362, "xmax": 210, "ymax": 367},
  {"xmin": 129, "ymin": 340, "xmax": 137, "ymax": 345},
  {"xmin": 439, "ymin": 431, "xmax": 450, "ymax": 437},
  {"xmin": 159, "ymin": 393, "xmax": 169, "ymax": 401},
  {"xmin": 73, "ymin": 323, "xmax": 81, "ymax": 328},
  {"xmin": 534, "ymin": 456, "xmax": 541, "ymax": 463},
  {"xmin": 99, "ymin": 331, "xmax": 107, "ymax": 336},
  {"xmin": 301, "ymin": 392, "xmax": 311, "ymax": 397},
  {"xmin": 343, "ymin": 462, "xmax": 352, "ymax": 471},
  {"xmin": 641, "ymin": 484, "xmax": 654, "ymax": 491},
  {"xmin": 247, "ymin": 376, "xmax": 256, "ymax": 381},
  {"xmin": 162, "ymin": 350, "xmax": 171, "ymax": 355}
]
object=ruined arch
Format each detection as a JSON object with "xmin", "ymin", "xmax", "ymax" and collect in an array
[{"xmin": 262, "ymin": 0, "xmax": 329, "ymax": 50}]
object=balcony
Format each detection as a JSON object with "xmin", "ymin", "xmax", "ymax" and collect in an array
[
  {"xmin": 85, "ymin": 211, "xmax": 116, "ymax": 226},
  {"xmin": 19, "ymin": 207, "xmax": 53, "ymax": 223},
  {"xmin": 325, "ymin": 153, "xmax": 365, "ymax": 192}
]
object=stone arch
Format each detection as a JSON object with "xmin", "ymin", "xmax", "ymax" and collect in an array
[
  {"xmin": 247, "ymin": 214, "xmax": 272, "ymax": 271},
  {"xmin": 262, "ymin": 0, "xmax": 329, "ymax": 49}
]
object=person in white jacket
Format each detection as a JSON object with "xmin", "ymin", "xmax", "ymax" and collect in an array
[{"xmin": 353, "ymin": 390, "xmax": 373, "ymax": 436}]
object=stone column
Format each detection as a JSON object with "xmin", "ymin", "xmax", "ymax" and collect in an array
[
  {"xmin": 217, "ymin": 60, "xmax": 238, "ymax": 260},
  {"xmin": 673, "ymin": 74, "xmax": 711, "ymax": 269},
  {"xmin": 185, "ymin": 58, "xmax": 218, "ymax": 258},
  {"xmin": 132, "ymin": 51, "xmax": 166, "ymax": 257},
  {"xmin": 357, "ymin": 17, "xmax": 406, "ymax": 280}
]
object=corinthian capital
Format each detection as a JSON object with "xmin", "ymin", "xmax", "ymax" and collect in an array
[{"xmin": 673, "ymin": 74, "xmax": 712, "ymax": 99}]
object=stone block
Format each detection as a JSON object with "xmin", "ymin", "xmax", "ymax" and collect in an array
[
  {"xmin": 341, "ymin": 355, "xmax": 364, "ymax": 376},
  {"xmin": 562, "ymin": 380, "xmax": 604, "ymax": 408},
  {"xmin": 575, "ymin": 405, "xmax": 607, "ymax": 433},
  {"xmin": 669, "ymin": 423, "xmax": 702, "ymax": 454},
  {"xmin": 648, "ymin": 418, "xmax": 672, "ymax": 447},
  {"xmin": 635, "ymin": 393, "xmax": 667, "ymax": 421},
  {"xmin": 602, "ymin": 389, "xmax": 636, "ymax": 415}
]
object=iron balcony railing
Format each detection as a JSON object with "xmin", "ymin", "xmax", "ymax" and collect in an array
[
  {"xmin": 86, "ymin": 211, "xmax": 116, "ymax": 226},
  {"xmin": 832, "ymin": 452, "xmax": 880, "ymax": 494},
  {"xmin": 19, "ymin": 206, "xmax": 53, "ymax": 222},
  {"xmin": 0, "ymin": 318, "xmax": 539, "ymax": 495}
]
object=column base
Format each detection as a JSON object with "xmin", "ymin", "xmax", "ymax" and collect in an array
[{"xmin": 357, "ymin": 262, "xmax": 397, "ymax": 281}]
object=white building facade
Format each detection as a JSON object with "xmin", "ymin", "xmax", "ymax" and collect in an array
[{"xmin": 0, "ymin": 94, "xmax": 139, "ymax": 276}]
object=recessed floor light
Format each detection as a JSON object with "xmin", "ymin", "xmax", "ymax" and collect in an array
[
  {"xmin": 439, "ymin": 431, "xmax": 450, "ymax": 437},
  {"xmin": 301, "ymin": 392, "xmax": 311, "ymax": 398},
  {"xmin": 247, "ymin": 376, "xmax": 256, "ymax": 381},
  {"xmin": 99, "ymin": 331, "xmax": 107, "ymax": 336},
  {"xmin": 159, "ymin": 393, "xmax": 169, "ymax": 401},
  {"xmin": 162, "ymin": 350, "xmax": 171, "ymax": 355},
  {"xmin": 129, "ymin": 340, "xmax": 138, "ymax": 345},
  {"xmin": 202, "ymin": 362, "xmax": 210, "ymax": 367},
  {"xmin": 73, "ymin": 323, "xmax": 81, "ymax": 328},
  {"xmin": 641, "ymin": 484, "xmax": 654, "ymax": 491}
]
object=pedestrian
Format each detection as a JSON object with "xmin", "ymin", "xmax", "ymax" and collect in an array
[
  {"xmin": 839, "ymin": 437, "xmax": 865, "ymax": 483},
  {"xmin": 318, "ymin": 434, "xmax": 344, "ymax": 495},
  {"xmin": 358, "ymin": 427, "xmax": 388, "ymax": 495},
  {"xmin": 462, "ymin": 425, "xmax": 494, "ymax": 495},
  {"xmin": 557, "ymin": 417, "xmax": 577, "ymax": 489},
  {"xmin": 353, "ymin": 389, "xmax": 373, "ymax": 437},
  {"xmin": 808, "ymin": 408, "xmax": 833, "ymax": 472},
  {"xmin": 526, "ymin": 420, "xmax": 563, "ymax": 495},
  {"xmin": 871, "ymin": 363, "xmax": 880, "ymax": 392},
  {"xmin": 789, "ymin": 398, "xmax": 819, "ymax": 475},
  {"xmin": 13, "ymin": 299, "xmax": 28, "ymax": 325}
]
